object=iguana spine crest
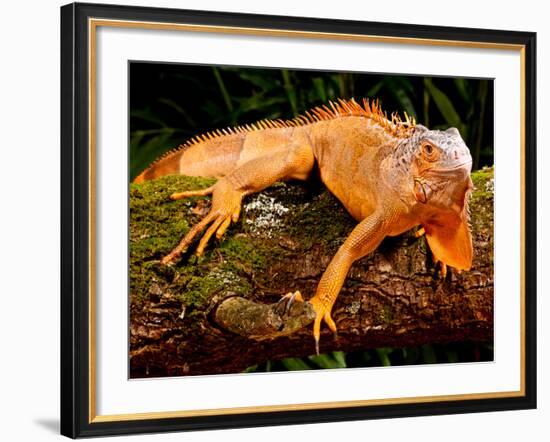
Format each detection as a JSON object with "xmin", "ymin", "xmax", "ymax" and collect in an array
[{"xmin": 143, "ymin": 98, "xmax": 416, "ymax": 173}]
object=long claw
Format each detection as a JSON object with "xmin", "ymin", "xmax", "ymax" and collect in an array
[
  {"xmin": 415, "ymin": 227, "xmax": 426, "ymax": 238},
  {"xmin": 196, "ymin": 215, "xmax": 224, "ymax": 256},
  {"xmin": 215, "ymin": 216, "xmax": 232, "ymax": 240},
  {"xmin": 231, "ymin": 205, "xmax": 241, "ymax": 223},
  {"xmin": 308, "ymin": 296, "xmax": 337, "ymax": 355},
  {"xmin": 313, "ymin": 316, "xmax": 322, "ymax": 355},
  {"xmin": 276, "ymin": 291, "xmax": 304, "ymax": 316},
  {"xmin": 161, "ymin": 212, "xmax": 215, "ymax": 264},
  {"xmin": 324, "ymin": 312, "xmax": 337, "ymax": 334}
]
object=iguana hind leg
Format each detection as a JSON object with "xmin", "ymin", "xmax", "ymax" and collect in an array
[
  {"xmin": 161, "ymin": 179, "xmax": 243, "ymax": 264},
  {"xmin": 162, "ymin": 143, "xmax": 315, "ymax": 264}
]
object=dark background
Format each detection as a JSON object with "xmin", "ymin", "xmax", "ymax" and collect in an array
[{"xmin": 130, "ymin": 62, "xmax": 494, "ymax": 371}]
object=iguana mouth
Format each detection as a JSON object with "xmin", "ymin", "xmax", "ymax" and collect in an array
[{"xmin": 430, "ymin": 160, "xmax": 472, "ymax": 173}]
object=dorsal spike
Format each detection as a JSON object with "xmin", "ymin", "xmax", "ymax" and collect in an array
[
  {"xmin": 311, "ymin": 109, "xmax": 321, "ymax": 121},
  {"xmin": 362, "ymin": 98, "xmax": 370, "ymax": 113},
  {"xmin": 322, "ymin": 104, "xmax": 334, "ymax": 116}
]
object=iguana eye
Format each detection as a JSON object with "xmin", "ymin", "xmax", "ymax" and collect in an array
[{"xmin": 422, "ymin": 142, "xmax": 438, "ymax": 160}]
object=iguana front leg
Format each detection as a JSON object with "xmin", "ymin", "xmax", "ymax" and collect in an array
[
  {"xmin": 162, "ymin": 144, "xmax": 315, "ymax": 264},
  {"xmin": 308, "ymin": 213, "xmax": 386, "ymax": 354}
]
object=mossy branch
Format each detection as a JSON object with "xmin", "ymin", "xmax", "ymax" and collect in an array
[{"xmin": 130, "ymin": 167, "xmax": 494, "ymax": 377}]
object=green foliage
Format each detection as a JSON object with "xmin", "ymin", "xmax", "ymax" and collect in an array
[
  {"xmin": 245, "ymin": 352, "xmax": 348, "ymax": 373},
  {"xmin": 244, "ymin": 343, "xmax": 493, "ymax": 373}
]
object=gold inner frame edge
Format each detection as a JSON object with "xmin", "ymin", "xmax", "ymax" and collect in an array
[{"xmin": 87, "ymin": 17, "xmax": 527, "ymax": 423}]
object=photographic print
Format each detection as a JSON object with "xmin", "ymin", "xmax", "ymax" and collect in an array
[
  {"xmin": 61, "ymin": 4, "xmax": 535, "ymax": 437},
  {"xmin": 129, "ymin": 63, "xmax": 494, "ymax": 378}
]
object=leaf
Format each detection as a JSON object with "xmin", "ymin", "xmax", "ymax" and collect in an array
[
  {"xmin": 308, "ymin": 352, "xmax": 347, "ymax": 369},
  {"xmin": 392, "ymin": 76, "xmax": 416, "ymax": 94},
  {"xmin": 394, "ymin": 88, "xmax": 417, "ymax": 119},
  {"xmin": 421, "ymin": 344, "xmax": 437, "ymax": 364},
  {"xmin": 130, "ymin": 109, "xmax": 167, "ymax": 127},
  {"xmin": 424, "ymin": 78, "xmax": 463, "ymax": 129},
  {"xmin": 375, "ymin": 348, "xmax": 393, "ymax": 366},
  {"xmin": 402, "ymin": 347, "xmax": 420, "ymax": 364},
  {"xmin": 332, "ymin": 351, "xmax": 347, "ymax": 368},
  {"xmin": 362, "ymin": 351, "xmax": 373, "ymax": 363},
  {"xmin": 281, "ymin": 70, "xmax": 298, "ymax": 115},
  {"xmin": 158, "ymin": 97, "xmax": 196, "ymax": 128},
  {"xmin": 212, "ymin": 67, "xmax": 234, "ymax": 113},
  {"xmin": 445, "ymin": 350, "xmax": 459, "ymax": 363},
  {"xmin": 233, "ymin": 95, "xmax": 287, "ymax": 114},
  {"xmin": 281, "ymin": 358, "xmax": 311, "ymax": 371},
  {"xmin": 237, "ymin": 71, "xmax": 280, "ymax": 91},
  {"xmin": 366, "ymin": 81, "xmax": 384, "ymax": 97},
  {"xmin": 383, "ymin": 77, "xmax": 417, "ymax": 118},
  {"xmin": 130, "ymin": 129, "xmax": 177, "ymax": 180},
  {"xmin": 312, "ymin": 77, "xmax": 327, "ymax": 102},
  {"xmin": 453, "ymin": 78, "xmax": 471, "ymax": 102}
]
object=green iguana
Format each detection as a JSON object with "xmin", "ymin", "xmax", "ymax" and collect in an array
[{"xmin": 134, "ymin": 98, "xmax": 474, "ymax": 353}]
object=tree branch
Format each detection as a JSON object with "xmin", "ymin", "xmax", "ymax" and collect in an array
[{"xmin": 129, "ymin": 168, "xmax": 494, "ymax": 377}]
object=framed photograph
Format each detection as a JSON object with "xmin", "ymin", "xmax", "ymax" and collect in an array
[{"xmin": 60, "ymin": 2, "xmax": 536, "ymax": 438}]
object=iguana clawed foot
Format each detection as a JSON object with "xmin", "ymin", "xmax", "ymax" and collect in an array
[
  {"xmin": 308, "ymin": 295, "xmax": 338, "ymax": 355},
  {"xmin": 161, "ymin": 180, "xmax": 243, "ymax": 264},
  {"xmin": 279, "ymin": 290, "xmax": 337, "ymax": 355},
  {"xmin": 276, "ymin": 291, "xmax": 304, "ymax": 316}
]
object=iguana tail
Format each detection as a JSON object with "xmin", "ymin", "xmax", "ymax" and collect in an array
[{"xmin": 133, "ymin": 132, "xmax": 245, "ymax": 183}]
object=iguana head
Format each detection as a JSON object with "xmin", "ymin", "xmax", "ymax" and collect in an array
[
  {"xmin": 394, "ymin": 125, "xmax": 474, "ymax": 270},
  {"xmin": 408, "ymin": 125, "xmax": 473, "ymax": 210}
]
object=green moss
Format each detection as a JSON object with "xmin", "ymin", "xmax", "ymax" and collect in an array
[
  {"xmin": 218, "ymin": 237, "xmax": 268, "ymax": 270},
  {"xmin": 130, "ymin": 175, "xmax": 286, "ymax": 309},
  {"xmin": 470, "ymin": 166, "xmax": 494, "ymax": 202},
  {"xmin": 130, "ymin": 175, "xmax": 216, "ymax": 255},
  {"xmin": 469, "ymin": 166, "xmax": 494, "ymax": 264},
  {"xmin": 469, "ymin": 166, "xmax": 494, "ymax": 228},
  {"xmin": 130, "ymin": 168, "xmax": 494, "ymax": 310},
  {"xmin": 282, "ymin": 191, "xmax": 355, "ymax": 251}
]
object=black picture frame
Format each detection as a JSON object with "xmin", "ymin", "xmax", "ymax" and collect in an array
[{"xmin": 61, "ymin": 2, "xmax": 537, "ymax": 438}]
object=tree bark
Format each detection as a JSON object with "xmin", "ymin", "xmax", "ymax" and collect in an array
[{"xmin": 129, "ymin": 168, "xmax": 494, "ymax": 377}]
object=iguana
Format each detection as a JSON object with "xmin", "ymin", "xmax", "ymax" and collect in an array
[{"xmin": 134, "ymin": 98, "xmax": 474, "ymax": 353}]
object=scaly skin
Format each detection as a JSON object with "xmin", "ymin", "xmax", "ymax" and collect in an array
[{"xmin": 134, "ymin": 98, "xmax": 474, "ymax": 353}]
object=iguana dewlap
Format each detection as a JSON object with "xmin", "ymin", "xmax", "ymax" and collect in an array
[{"xmin": 134, "ymin": 98, "xmax": 474, "ymax": 353}]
